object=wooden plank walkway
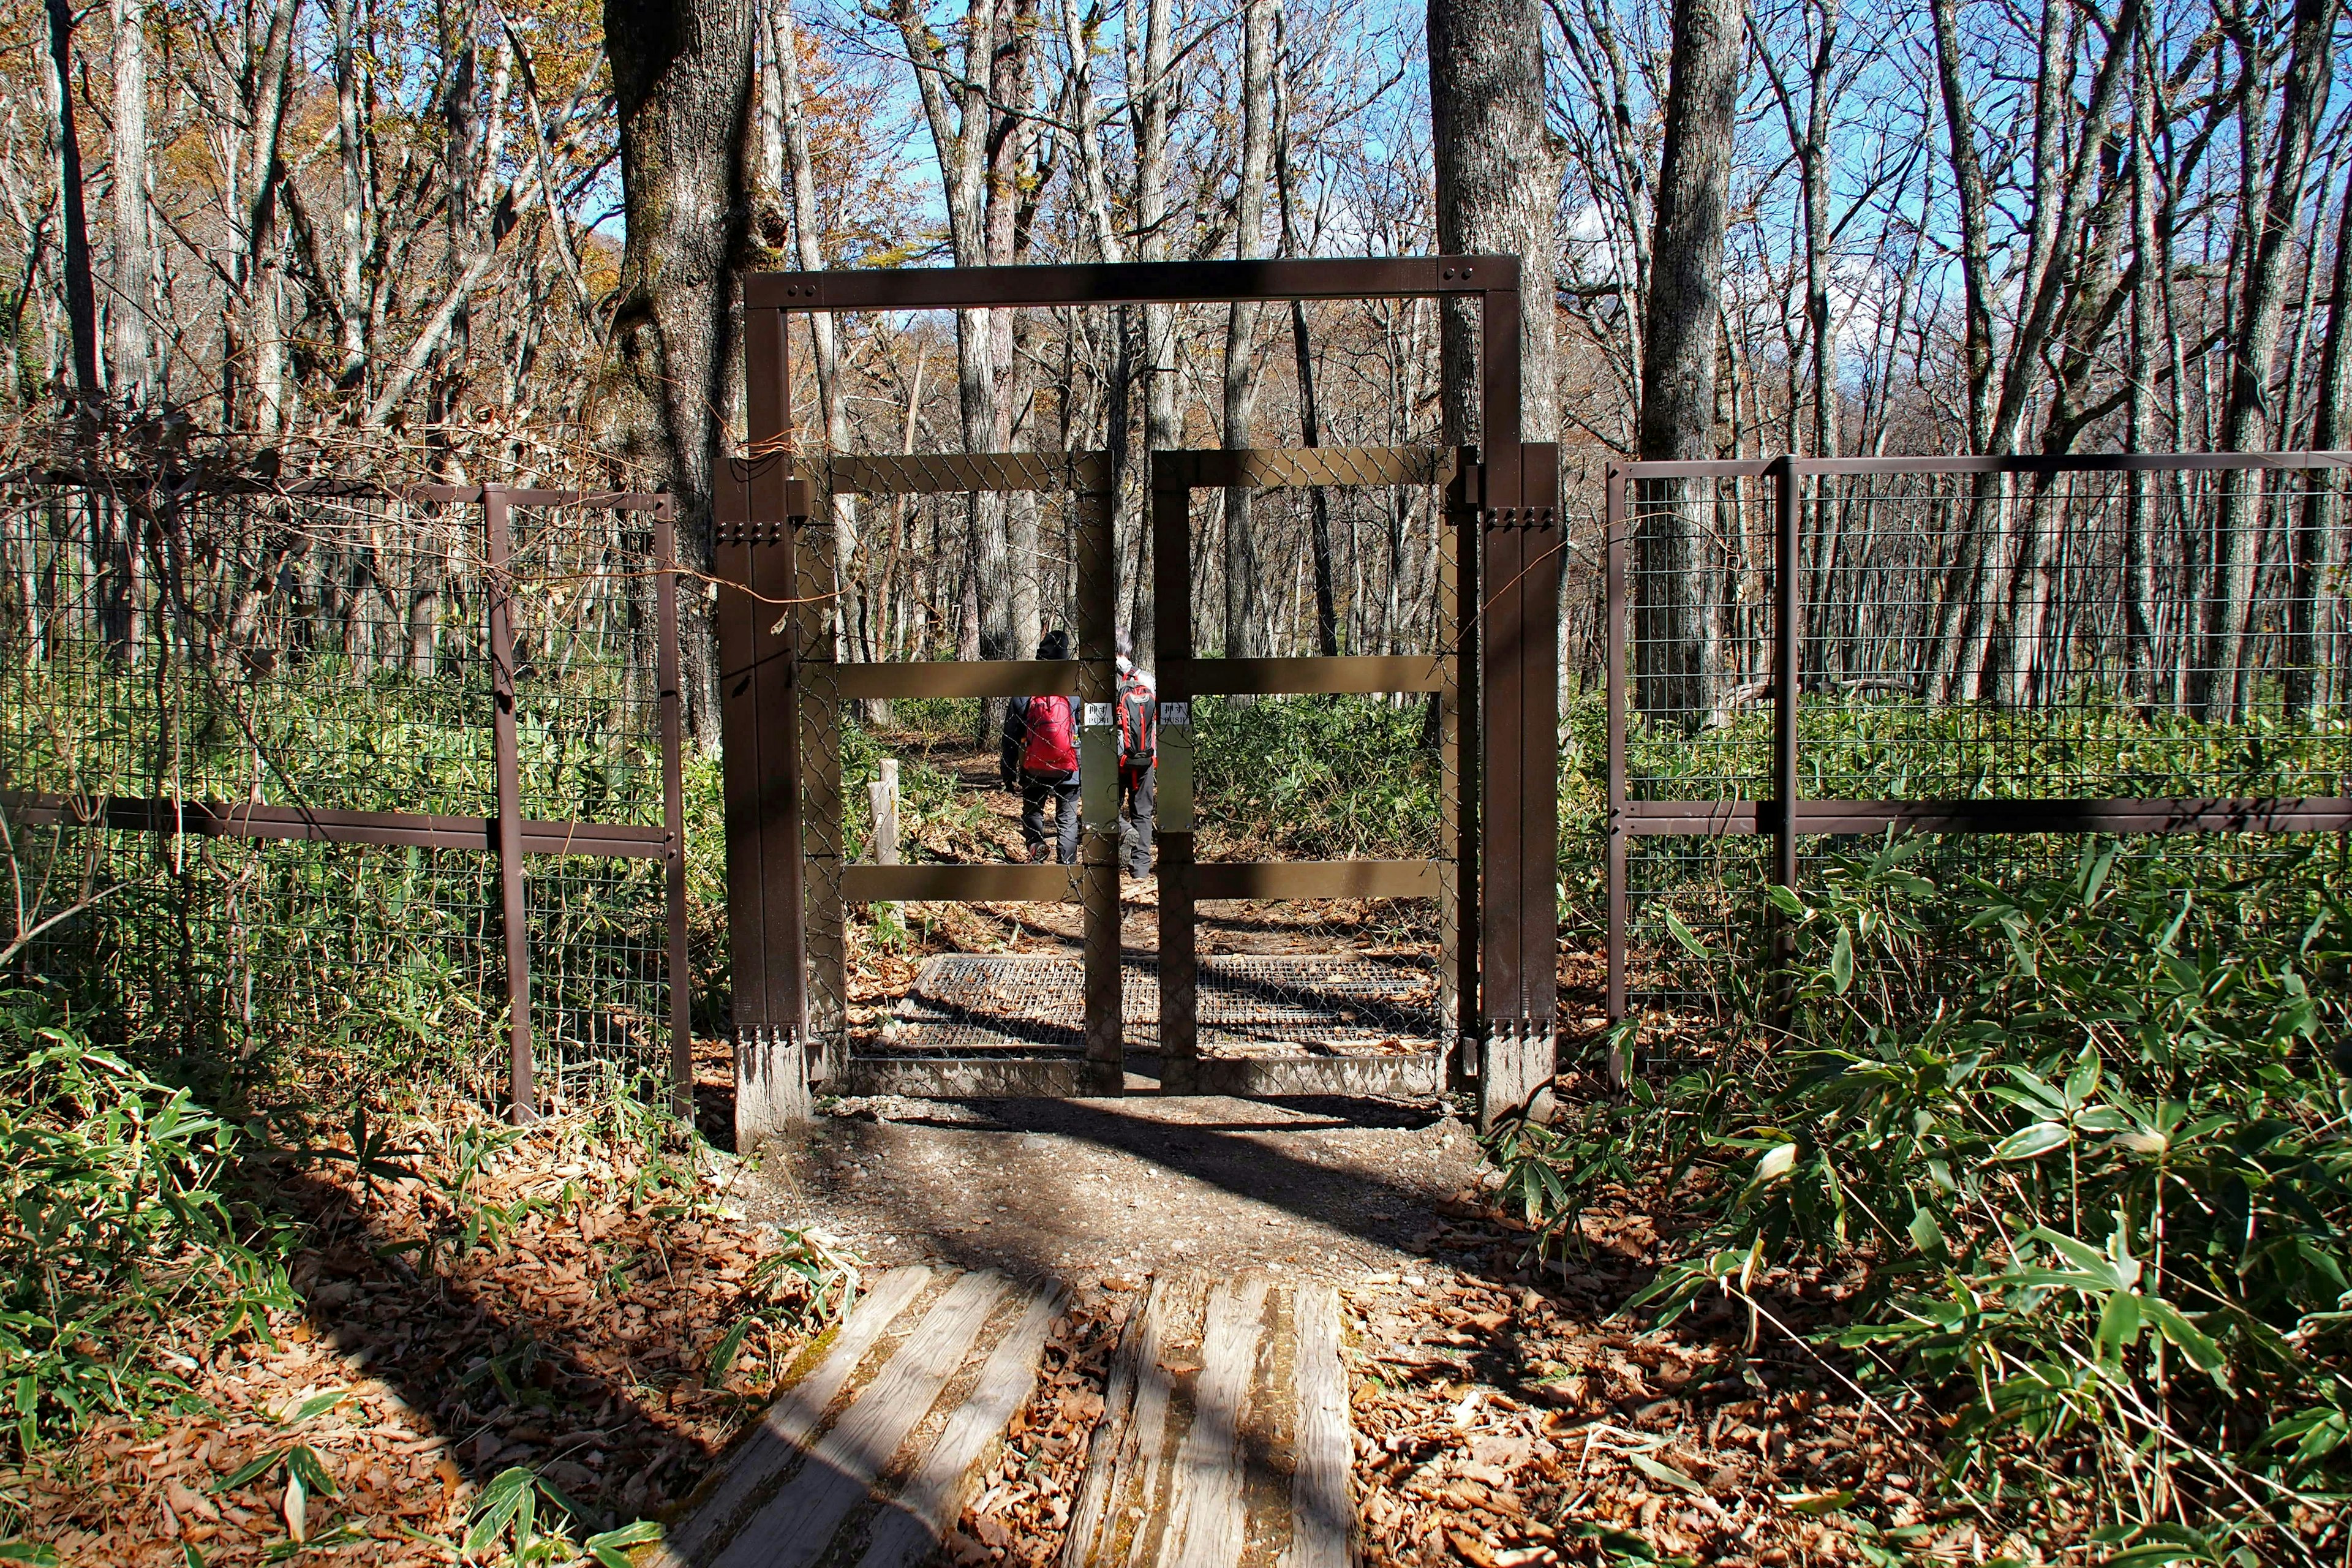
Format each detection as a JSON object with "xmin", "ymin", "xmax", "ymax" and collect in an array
[
  {"xmin": 657, "ymin": 1267, "xmax": 1064, "ymax": 1568},
  {"xmin": 662, "ymin": 1267, "xmax": 1354, "ymax": 1567},
  {"xmin": 1062, "ymin": 1272, "xmax": 1355, "ymax": 1568}
]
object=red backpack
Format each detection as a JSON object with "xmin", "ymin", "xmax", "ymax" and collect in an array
[
  {"xmin": 1020, "ymin": 695, "xmax": 1079, "ymax": 773},
  {"xmin": 1116, "ymin": 677, "xmax": 1156, "ymax": 767}
]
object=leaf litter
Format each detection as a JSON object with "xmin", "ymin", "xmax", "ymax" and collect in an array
[{"xmin": 4, "ymin": 1092, "xmax": 857, "ymax": 1565}]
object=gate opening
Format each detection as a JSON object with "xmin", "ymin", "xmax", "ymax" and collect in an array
[{"xmin": 715, "ymin": 260, "xmax": 1562, "ymax": 1137}]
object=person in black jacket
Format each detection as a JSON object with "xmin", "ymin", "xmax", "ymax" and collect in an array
[{"xmin": 1000, "ymin": 629, "xmax": 1081, "ymax": 864}]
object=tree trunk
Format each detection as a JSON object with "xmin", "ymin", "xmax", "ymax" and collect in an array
[
  {"xmin": 108, "ymin": 0, "xmax": 154, "ymax": 402},
  {"xmin": 1134, "ymin": 0, "xmax": 1178, "ymax": 537},
  {"xmin": 598, "ymin": 0, "xmax": 757, "ymax": 748},
  {"xmin": 774, "ymin": 0, "xmax": 862, "ymax": 676},
  {"xmin": 2193, "ymin": 0, "xmax": 2337, "ymax": 721},
  {"xmin": 43, "ymin": 0, "xmax": 97, "ymax": 398},
  {"xmin": 2122, "ymin": 47, "xmax": 2161, "ymax": 699},
  {"xmin": 1219, "ymin": 0, "xmax": 1275, "ymax": 658},
  {"xmin": 2288, "ymin": 159, "xmax": 2352, "ymax": 720},
  {"xmin": 1629, "ymin": 0, "xmax": 1738, "ymax": 722},
  {"xmin": 1428, "ymin": 0, "xmax": 1558, "ymax": 447},
  {"xmin": 1272, "ymin": 31, "xmax": 1337, "ymax": 657}
]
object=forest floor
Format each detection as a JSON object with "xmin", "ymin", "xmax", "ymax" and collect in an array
[
  {"xmin": 734, "ymin": 1079, "xmax": 1923, "ymax": 1568},
  {"xmin": 7, "ymin": 1096, "xmax": 847, "ymax": 1566},
  {"xmin": 9, "ymin": 1047, "xmax": 1931, "ymax": 1568}
]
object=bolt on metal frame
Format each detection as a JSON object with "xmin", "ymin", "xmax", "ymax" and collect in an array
[
  {"xmin": 722, "ymin": 258, "xmax": 1563, "ymax": 1136},
  {"xmin": 1604, "ymin": 449, "xmax": 2352, "ymax": 1042}
]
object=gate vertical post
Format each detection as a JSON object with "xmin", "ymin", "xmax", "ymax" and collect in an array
[
  {"xmin": 1074, "ymin": 455, "xmax": 1124, "ymax": 1095},
  {"xmin": 1604, "ymin": 464, "xmax": 1628, "ymax": 1082},
  {"xmin": 798, "ymin": 464, "xmax": 845, "ymax": 1080},
  {"xmin": 725, "ymin": 304, "xmax": 813, "ymax": 1141},
  {"xmin": 1441, "ymin": 453, "xmax": 1475, "ymax": 1084},
  {"xmin": 486, "ymin": 486, "xmax": 536, "ymax": 1123},
  {"xmin": 656, "ymin": 502, "xmax": 692, "ymax": 1120},
  {"xmin": 1472, "ymin": 260, "xmax": 1559, "ymax": 1129},
  {"xmin": 1151, "ymin": 458, "xmax": 1197, "ymax": 1092}
]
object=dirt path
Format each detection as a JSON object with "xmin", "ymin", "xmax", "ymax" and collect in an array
[{"xmin": 737, "ymin": 1093, "xmax": 1485, "ymax": 1287}]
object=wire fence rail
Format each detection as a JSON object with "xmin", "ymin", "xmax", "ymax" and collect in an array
[
  {"xmin": 1603, "ymin": 451, "xmax": 2352, "ymax": 1053},
  {"xmin": 0, "ymin": 472, "xmax": 685, "ymax": 1120}
]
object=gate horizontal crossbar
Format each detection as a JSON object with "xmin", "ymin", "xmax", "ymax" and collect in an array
[
  {"xmin": 1153, "ymin": 447, "xmax": 1453, "ymax": 490},
  {"xmin": 1619, "ymin": 796, "xmax": 2352, "ymax": 835},
  {"xmin": 6, "ymin": 793, "xmax": 669, "ymax": 858},
  {"xmin": 1163, "ymin": 655, "xmax": 1445, "ymax": 696},
  {"xmin": 827, "ymin": 660, "xmax": 1085, "ymax": 699}
]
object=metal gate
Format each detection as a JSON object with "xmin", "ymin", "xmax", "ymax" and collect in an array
[{"xmin": 717, "ymin": 260, "xmax": 1561, "ymax": 1137}]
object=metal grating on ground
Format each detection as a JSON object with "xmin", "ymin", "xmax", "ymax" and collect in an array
[{"xmin": 874, "ymin": 952, "xmax": 1438, "ymax": 1057}]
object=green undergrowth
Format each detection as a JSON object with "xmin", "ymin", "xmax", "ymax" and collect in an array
[
  {"xmin": 0, "ymin": 989, "xmax": 299, "ymax": 1466},
  {"xmin": 1495, "ymin": 839, "xmax": 2352, "ymax": 1564},
  {"xmin": 1191, "ymin": 694, "xmax": 1441, "ymax": 859}
]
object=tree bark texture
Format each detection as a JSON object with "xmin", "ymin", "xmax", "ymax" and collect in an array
[
  {"xmin": 1427, "ymin": 0, "xmax": 1558, "ymax": 448},
  {"xmin": 2193, "ymin": 0, "xmax": 2339, "ymax": 720},
  {"xmin": 43, "ymin": 0, "xmax": 97, "ymax": 397},
  {"xmin": 2288, "ymin": 159, "xmax": 2352, "ymax": 718},
  {"xmin": 599, "ymin": 0, "xmax": 757, "ymax": 747},
  {"xmin": 1630, "ymin": 0, "xmax": 1739, "ymax": 722},
  {"xmin": 109, "ymin": 0, "xmax": 154, "ymax": 401},
  {"xmin": 1219, "ymin": 0, "xmax": 1276, "ymax": 658}
]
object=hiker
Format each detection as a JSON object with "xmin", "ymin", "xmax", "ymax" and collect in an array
[
  {"xmin": 1000, "ymin": 630, "xmax": 1081, "ymax": 864},
  {"xmin": 1114, "ymin": 643, "xmax": 1157, "ymax": 878}
]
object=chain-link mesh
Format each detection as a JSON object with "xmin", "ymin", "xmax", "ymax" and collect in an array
[{"xmin": 1, "ymin": 478, "xmax": 677, "ymax": 1101}]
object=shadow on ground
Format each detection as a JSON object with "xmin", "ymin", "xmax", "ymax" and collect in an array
[{"xmin": 731, "ymin": 1089, "xmax": 1490, "ymax": 1289}]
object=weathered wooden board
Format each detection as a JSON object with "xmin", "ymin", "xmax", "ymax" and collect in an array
[
  {"xmin": 1285, "ymin": 1281, "xmax": 1354, "ymax": 1568},
  {"xmin": 1058, "ymin": 1272, "xmax": 1358, "ymax": 1568},
  {"xmin": 661, "ymin": 1267, "xmax": 1061, "ymax": 1568}
]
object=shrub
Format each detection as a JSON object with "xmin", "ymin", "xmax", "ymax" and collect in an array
[
  {"xmin": 1498, "ymin": 840, "xmax": 2352, "ymax": 1558},
  {"xmin": 0, "ymin": 990, "xmax": 297, "ymax": 1464}
]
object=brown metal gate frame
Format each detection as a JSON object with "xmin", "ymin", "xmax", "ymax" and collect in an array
[
  {"xmin": 720, "ymin": 259, "xmax": 1562, "ymax": 1137},
  {"xmin": 1150, "ymin": 446, "xmax": 1461, "ymax": 1101}
]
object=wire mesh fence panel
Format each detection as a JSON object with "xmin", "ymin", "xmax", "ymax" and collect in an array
[
  {"xmin": 802, "ymin": 455, "xmax": 1112, "ymax": 1078},
  {"xmin": 1793, "ymin": 466, "xmax": 2352, "ymax": 798},
  {"xmin": 527, "ymin": 853, "xmax": 674, "ymax": 1102},
  {"xmin": 12, "ymin": 824, "xmax": 504, "ymax": 1085},
  {"xmin": 503, "ymin": 501, "xmax": 671, "ymax": 828},
  {"xmin": 1615, "ymin": 467, "xmax": 1782, "ymax": 1031},
  {"xmin": 1, "ymin": 478, "xmax": 681, "ymax": 1104},
  {"xmin": 1606, "ymin": 454, "xmax": 2352, "ymax": 1062},
  {"xmin": 1, "ymin": 483, "xmax": 496, "ymax": 814},
  {"xmin": 1189, "ymin": 688, "xmax": 1451, "ymax": 1064}
]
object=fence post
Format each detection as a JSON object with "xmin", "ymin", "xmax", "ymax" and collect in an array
[
  {"xmin": 1772, "ymin": 458, "xmax": 1803, "ymax": 1027},
  {"xmin": 485, "ymin": 486, "xmax": 536, "ymax": 1123},
  {"xmin": 657, "ymin": 503, "xmax": 692, "ymax": 1123},
  {"xmin": 1604, "ymin": 464, "xmax": 1628, "ymax": 1085}
]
